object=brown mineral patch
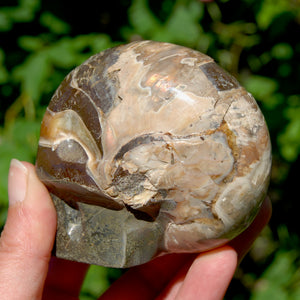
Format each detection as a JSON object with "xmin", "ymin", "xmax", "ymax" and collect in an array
[
  {"xmin": 238, "ymin": 142, "xmax": 260, "ymax": 172},
  {"xmin": 217, "ymin": 120, "xmax": 239, "ymax": 158},
  {"xmin": 193, "ymin": 218, "xmax": 224, "ymax": 232},
  {"xmin": 39, "ymin": 109, "xmax": 54, "ymax": 139},
  {"xmin": 216, "ymin": 120, "xmax": 239, "ymax": 181}
]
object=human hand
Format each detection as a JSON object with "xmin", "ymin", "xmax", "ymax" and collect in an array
[
  {"xmin": 0, "ymin": 159, "xmax": 271, "ymax": 300},
  {"xmin": 99, "ymin": 195, "xmax": 272, "ymax": 300}
]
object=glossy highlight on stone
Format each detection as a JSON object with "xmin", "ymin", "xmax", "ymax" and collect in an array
[{"xmin": 36, "ymin": 40, "xmax": 272, "ymax": 267}]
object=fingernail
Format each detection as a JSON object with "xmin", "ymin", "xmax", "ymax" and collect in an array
[{"xmin": 8, "ymin": 159, "xmax": 28, "ymax": 205}]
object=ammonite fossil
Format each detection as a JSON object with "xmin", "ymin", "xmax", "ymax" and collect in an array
[{"xmin": 36, "ymin": 40, "xmax": 271, "ymax": 268}]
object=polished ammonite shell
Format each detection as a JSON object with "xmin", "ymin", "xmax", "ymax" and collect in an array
[{"xmin": 36, "ymin": 40, "xmax": 271, "ymax": 267}]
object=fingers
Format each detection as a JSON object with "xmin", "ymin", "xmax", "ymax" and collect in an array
[
  {"xmin": 158, "ymin": 197, "xmax": 271, "ymax": 299},
  {"xmin": 229, "ymin": 197, "xmax": 272, "ymax": 263},
  {"xmin": 42, "ymin": 257, "xmax": 89, "ymax": 300},
  {"xmin": 100, "ymin": 253, "xmax": 195, "ymax": 300},
  {"xmin": 101, "ymin": 247, "xmax": 236, "ymax": 300},
  {"xmin": 0, "ymin": 159, "xmax": 57, "ymax": 300},
  {"xmin": 164, "ymin": 246, "xmax": 237, "ymax": 300},
  {"xmin": 102, "ymin": 197, "xmax": 271, "ymax": 300}
]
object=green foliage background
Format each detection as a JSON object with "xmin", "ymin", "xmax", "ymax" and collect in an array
[{"xmin": 0, "ymin": 0, "xmax": 300, "ymax": 299}]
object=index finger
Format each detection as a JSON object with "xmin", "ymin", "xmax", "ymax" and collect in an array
[
  {"xmin": 42, "ymin": 257, "xmax": 89, "ymax": 300},
  {"xmin": 100, "ymin": 253, "xmax": 195, "ymax": 300}
]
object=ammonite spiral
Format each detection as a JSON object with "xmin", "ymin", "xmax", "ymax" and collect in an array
[{"xmin": 36, "ymin": 40, "xmax": 271, "ymax": 267}]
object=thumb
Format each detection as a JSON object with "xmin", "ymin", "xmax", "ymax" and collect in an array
[{"xmin": 0, "ymin": 159, "xmax": 57, "ymax": 300}]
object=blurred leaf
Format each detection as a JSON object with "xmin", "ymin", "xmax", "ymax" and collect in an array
[
  {"xmin": 45, "ymin": 37, "xmax": 88, "ymax": 68},
  {"xmin": 80, "ymin": 265, "xmax": 109, "ymax": 300},
  {"xmin": 128, "ymin": 0, "xmax": 162, "ymax": 38},
  {"xmin": 242, "ymin": 75, "xmax": 279, "ymax": 105},
  {"xmin": 8, "ymin": 118, "xmax": 41, "ymax": 153},
  {"xmin": 46, "ymin": 34, "xmax": 113, "ymax": 68},
  {"xmin": 256, "ymin": 0, "xmax": 293, "ymax": 30},
  {"xmin": 278, "ymin": 106, "xmax": 300, "ymax": 161},
  {"xmin": 271, "ymin": 43, "xmax": 294, "ymax": 60},
  {"xmin": 259, "ymin": 251, "xmax": 296, "ymax": 285},
  {"xmin": 156, "ymin": 1, "xmax": 204, "ymax": 46},
  {"xmin": 213, "ymin": 21, "xmax": 259, "ymax": 48},
  {"xmin": 18, "ymin": 36, "xmax": 45, "ymax": 51},
  {"xmin": 212, "ymin": 20, "xmax": 260, "ymax": 73},
  {"xmin": 40, "ymin": 11, "xmax": 71, "ymax": 35},
  {"xmin": 252, "ymin": 285, "xmax": 288, "ymax": 300},
  {"xmin": 80, "ymin": 265, "xmax": 123, "ymax": 299},
  {"xmin": 291, "ymin": 290, "xmax": 300, "ymax": 300},
  {"xmin": 80, "ymin": 265, "xmax": 110, "ymax": 300},
  {"xmin": 0, "ymin": 11, "xmax": 11, "ymax": 31},
  {"xmin": 12, "ymin": 52, "xmax": 51, "ymax": 105},
  {"xmin": 126, "ymin": 0, "xmax": 205, "ymax": 47},
  {"xmin": 251, "ymin": 251, "xmax": 299, "ymax": 300},
  {"xmin": 250, "ymin": 226, "xmax": 278, "ymax": 262},
  {"xmin": 206, "ymin": 1, "xmax": 222, "ymax": 22},
  {"xmin": 277, "ymin": 225, "xmax": 300, "ymax": 250},
  {"xmin": 0, "ymin": 48, "xmax": 9, "ymax": 84},
  {"xmin": 277, "ymin": 63, "xmax": 292, "ymax": 78},
  {"xmin": 0, "ymin": 0, "xmax": 40, "ymax": 31}
]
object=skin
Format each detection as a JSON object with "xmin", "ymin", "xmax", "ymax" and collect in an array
[{"xmin": 0, "ymin": 160, "xmax": 271, "ymax": 300}]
